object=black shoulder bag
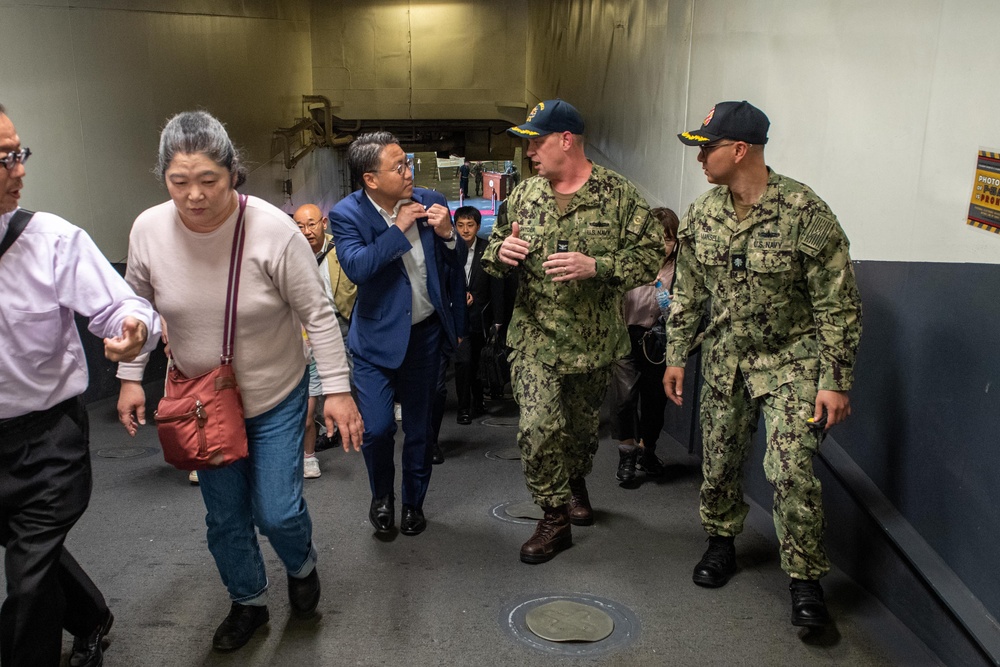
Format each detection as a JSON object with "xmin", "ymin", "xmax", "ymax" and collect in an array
[{"xmin": 0, "ymin": 209, "xmax": 34, "ymax": 262}]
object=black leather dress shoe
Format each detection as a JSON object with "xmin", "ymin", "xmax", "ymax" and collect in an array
[
  {"xmin": 790, "ymin": 578, "xmax": 831, "ymax": 627},
  {"xmin": 70, "ymin": 610, "xmax": 114, "ymax": 667},
  {"xmin": 369, "ymin": 495, "xmax": 394, "ymax": 533},
  {"xmin": 431, "ymin": 443, "xmax": 444, "ymax": 464},
  {"xmin": 692, "ymin": 535, "xmax": 737, "ymax": 588},
  {"xmin": 456, "ymin": 411, "xmax": 472, "ymax": 425},
  {"xmin": 212, "ymin": 603, "xmax": 269, "ymax": 651},
  {"xmin": 400, "ymin": 505, "xmax": 427, "ymax": 536},
  {"xmin": 288, "ymin": 567, "xmax": 321, "ymax": 617}
]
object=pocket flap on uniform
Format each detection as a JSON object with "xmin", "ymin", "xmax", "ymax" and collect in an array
[{"xmin": 693, "ymin": 240, "xmax": 729, "ymax": 266}]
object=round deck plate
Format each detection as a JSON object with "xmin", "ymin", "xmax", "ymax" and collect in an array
[
  {"xmin": 525, "ymin": 600, "xmax": 614, "ymax": 642},
  {"xmin": 481, "ymin": 417, "xmax": 519, "ymax": 428},
  {"xmin": 502, "ymin": 593, "xmax": 640, "ymax": 657},
  {"xmin": 485, "ymin": 447, "xmax": 521, "ymax": 461},
  {"xmin": 490, "ymin": 501, "xmax": 538, "ymax": 525},
  {"xmin": 505, "ymin": 501, "xmax": 544, "ymax": 520}
]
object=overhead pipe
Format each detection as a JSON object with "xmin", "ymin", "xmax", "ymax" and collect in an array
[
  {"xmin": 302, "ymin": 95, "xmax": 335, "ymax": 146},
  {"xmin": 273, "ymin": 117, "xmax": 317, "ymax": 170},
  {"xmin": 302, "ymin": 94, "xmax": 360, "ymax": 146}
]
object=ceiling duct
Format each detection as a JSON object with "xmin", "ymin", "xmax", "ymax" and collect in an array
[
  {"xmin": 272, "ymin": 117, "xmax": 317, "ymax": 170},
  {"xmin": 303, "ymin": 95, "xmax": 357, "ymax": 148},
  {"xmin": 272, "ymin": 95, "xmax": 358, "ymax": 170}
]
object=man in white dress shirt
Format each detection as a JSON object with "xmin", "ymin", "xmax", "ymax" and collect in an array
[{"xmin": 0, "ymin": 103, "xmax": 161, "ymax": 667}]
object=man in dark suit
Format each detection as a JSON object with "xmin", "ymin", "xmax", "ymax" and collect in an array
[
  {"xmin": 330, "ymin": 132, "xmax": 465, "ymax": 536},
  {"xmin": 453, "ymin": 206, "xmax": 501, "ymax": 424}
]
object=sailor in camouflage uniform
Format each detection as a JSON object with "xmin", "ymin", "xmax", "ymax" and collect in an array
[
  {"xmin": 482, "ymin": 99, "xmax": 663, "ymax": 564},
  {"xmin": 664, "ymin": 101, "xmax": 862, "ymax": 627}
]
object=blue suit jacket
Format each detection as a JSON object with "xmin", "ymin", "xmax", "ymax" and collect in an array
[{"xmin": 330, "ymin": 187, "xmax": 466, "ymax": 369}]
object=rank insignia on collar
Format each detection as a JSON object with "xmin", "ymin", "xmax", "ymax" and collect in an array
[{"xmin": 731, "ymin": 254, "xmax": 746, "ymax": 271}]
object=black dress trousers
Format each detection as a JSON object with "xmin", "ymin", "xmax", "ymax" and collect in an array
[{"xmin": 0, "ymin": 397, "xmax": 108, "ymax": 667}]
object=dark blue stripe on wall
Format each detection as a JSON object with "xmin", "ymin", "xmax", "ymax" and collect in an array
[
  {"xmin": 840, "ymin": 260, "xmax": 1000, "ymax": 621},
  {"xmin": 662, "ymin": 259, "xmax": 1000, "ymax": 664}
]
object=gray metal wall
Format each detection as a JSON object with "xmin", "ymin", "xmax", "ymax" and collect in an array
[{"xmin": 729, "ymin": 260, "xmax": 1000, "ymax": 664}]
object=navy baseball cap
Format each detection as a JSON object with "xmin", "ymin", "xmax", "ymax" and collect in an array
[
  {"xmin": 508, "ymin": 99, "xmax": 585, "ymax": 138},
  {"xmin": 678, "ymin": 101, "xmax": 769, "ymax": 145}
]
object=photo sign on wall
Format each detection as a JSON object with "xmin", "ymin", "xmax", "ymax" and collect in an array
[{"xmin": 968, "ymin": 149, "xmax": 1000, "ymax": 234}]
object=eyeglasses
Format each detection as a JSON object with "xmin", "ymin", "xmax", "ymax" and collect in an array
[
  {"xmin": 698, "ymin": 142, "xmax": 738, "ymax": 157},
  {"xmin": 372, "ymin": 159, "xmax": 413, "ymax": 177},
  {"xmin": 0, "ymin": 147, "xmax": 31, "ymax": 170}
]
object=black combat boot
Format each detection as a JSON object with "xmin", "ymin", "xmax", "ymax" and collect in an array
[
  {"xmin": 692, "ymin": 535, "xmax": 737, "ymax": 588},
  {"xmin": 616, "ymin": 446, "xmax": 638, "ymax": 483},
  {"xmin": 789, "ymin": 578, "xmax": 830, "ymax": 627}
]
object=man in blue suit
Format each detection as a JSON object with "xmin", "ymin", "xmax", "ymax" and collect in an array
[{"xmin": 330, "ymin": 131, "xmax": 466, "ymax": 536}]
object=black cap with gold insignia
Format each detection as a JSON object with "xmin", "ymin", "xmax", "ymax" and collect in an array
[
  {"xmin": 508, "ymin": 99, "xmax": 585, "ymax": 138},
  {"xmin": 678, "ymin": 101, "xmax": 769, "ymax": 146}
]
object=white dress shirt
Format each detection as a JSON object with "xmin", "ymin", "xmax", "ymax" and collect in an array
[
  {"xmin": 0, "ymin": 208, "xmax": 161, "ymax": 418},
  {"xmin": 366, "ymin": 194, "xmax": 438, "ymax": 325}
]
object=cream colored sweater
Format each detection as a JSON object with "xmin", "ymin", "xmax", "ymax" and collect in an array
[{"xmin": 118, "ymin": 196, "xmax": 350, "ymax": 417}]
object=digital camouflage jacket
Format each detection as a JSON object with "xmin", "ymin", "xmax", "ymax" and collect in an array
[
  {"xmin": 665, "ymin": 169, "xmax": 862, "ymax": 397},
  {"xmin": 482, "ymin": 164, "xmax": 663, "ymax": 372}
]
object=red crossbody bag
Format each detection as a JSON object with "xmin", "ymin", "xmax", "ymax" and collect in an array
[{"xmin": 154, "ymin": 195, "xmax": 249, "ymax": 470}]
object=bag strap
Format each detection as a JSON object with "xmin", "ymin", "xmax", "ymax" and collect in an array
[
  {"xmin": 641, "ymin": 324, "xmax": 667, "ymax": 365},
  {"xmin": 221, "ymin": 195, "xmax": 248, "ymax": 365},
  {"xmin": 316, "ymin": 238, "xmax": 333, "ymax": 266},
  {"xmin": 0, "ymin": 209, "xmax": 34, "ymax": 262}
]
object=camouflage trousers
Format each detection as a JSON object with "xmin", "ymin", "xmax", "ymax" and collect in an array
[
  {"xmin": 509, "ymin": 352, "xmax": 611, "ymax": 508},
  {"xmin": 699, "ymin": 376, "xmax": 830, "ymax": 579}
]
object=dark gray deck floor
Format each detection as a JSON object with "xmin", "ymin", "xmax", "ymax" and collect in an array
[{"xmin": 5, "ymin": 389, "xmax": 940, "ymax": 666}]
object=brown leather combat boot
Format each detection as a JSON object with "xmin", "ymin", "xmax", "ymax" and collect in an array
[
  {"xmin": 568, "ymin": 477, "xmax": 594, "ymax": 526},
  {"xmin": 519, "ymin": 505, "xmax": 572, "ymax": 564}
]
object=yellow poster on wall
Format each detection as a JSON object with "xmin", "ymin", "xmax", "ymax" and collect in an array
[{"xmin": 968, "ymin": 149, "xmax": 1000, "ymax": 234}]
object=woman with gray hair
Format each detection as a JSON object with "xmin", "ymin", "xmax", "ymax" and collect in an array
[{"xmin": 116, "ymin": 110, "xmax": 363, "ymax": 652}]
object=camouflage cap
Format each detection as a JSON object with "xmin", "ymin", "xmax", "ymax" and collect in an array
[
  {"xmin": 508, "ymin": 99, "xmax": 585, "ymax": 138},
  {"xmin": 678, "ymin": 101, "xmax": 769, "ymax": 145}
]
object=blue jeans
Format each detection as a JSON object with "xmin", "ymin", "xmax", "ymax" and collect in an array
[{"xmin": 198, "ymin": 372, "xmax": 316, "ymax": 604}]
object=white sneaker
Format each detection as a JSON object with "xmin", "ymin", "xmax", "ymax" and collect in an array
[
  {"xmin": 188, "ymin": 470, "xmax": 199, "ymax": 485},
  {"xmin": 303, "ymin": 456, "xmax": 321, "ymax": 479}
]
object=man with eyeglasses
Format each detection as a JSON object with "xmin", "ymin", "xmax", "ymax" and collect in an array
[
  {"xmin": 329, "ymin": 132, "xmax": 466, "ymax": 537},
  {"xmin": 481, "ymin": 100, "xmax": 664, "ymax": 564},
  {"xmin": 0, "ymin": 103, "xmax": 161, "ymax": 665},
  {"xmin": 665, "ymin": 100, "xmax": 862, "ymax": 628},
  {"xmin": 293, "ymin": 203, "xmax": 357, "ymax": 479}
]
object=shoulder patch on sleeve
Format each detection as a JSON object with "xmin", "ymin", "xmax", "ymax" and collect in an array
[
  {"xmin": 677, "ymin": 211, "xmax": 695, "ymax": 240},
  {"xmin": 800, "ymin": 214, "xmax": 836, "ymax": 256},
  {"xmin": 625, "ymin": 204, "xmax": 652, "ymax": 239}
]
